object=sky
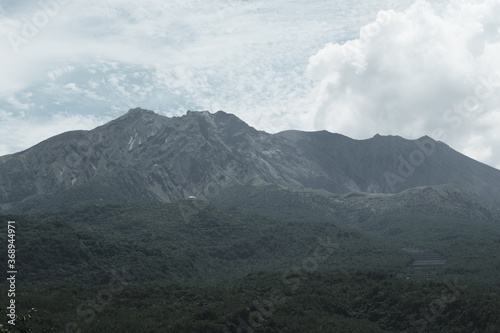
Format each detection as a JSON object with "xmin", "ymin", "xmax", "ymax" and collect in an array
[{"xmin": 1, "ymin": 0, "xmax": 500, "ymax": 169}]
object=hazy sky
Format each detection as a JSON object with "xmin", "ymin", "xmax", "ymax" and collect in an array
[{"xmin": 1, "ymin": 0, "xmax": 500, "ymax": 169}]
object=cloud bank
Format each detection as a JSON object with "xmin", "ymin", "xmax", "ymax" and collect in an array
[
  {"xmin": 309, "ymin": 0, "xmax": 500, "ymax": 168},
  {"xmin": 2, "ymin": 0, "xmax": 500, "ymax": 169},
  {"xmin": 0, "ymin": 0, "xmax": 415, "ymax": 156}
]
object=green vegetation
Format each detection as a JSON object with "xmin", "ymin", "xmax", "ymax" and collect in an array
[
  {"xmin": 2, "ymin": 201, "xmax": 410, "ymax": 285},
  {"xmin": 213, "ymin": 184, "xmax": 500, "ymax": 289},
  {"xmin": 1, "ymin": 185, "xmax": 500, "ymax": 332},
  {"xmin": 1, "ymin": 271, "xmax": 499, "ymax": 332}
]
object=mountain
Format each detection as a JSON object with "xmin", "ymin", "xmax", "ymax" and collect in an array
[
  {"xmin": 212, "ymin": 183, "xmax": 499, "ymax": 226},
  {"xmin": 1, "ymin": 107, "xmax": 500, "ymax": 213},
  {"xmin": 2, "ymin": 108, "xmax": 500, "ymax": 333}
]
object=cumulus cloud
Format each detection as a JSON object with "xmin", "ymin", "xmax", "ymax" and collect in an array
[
  {"xmin": 5, "ymin": 0, "xmax": 500, "ymax": 170},
  {"xmin": 1, "ymin": 0, "xmax": 416, "ymax": 155},
  {"xmin": 309, "ymin": 0, "xmax": 500, "ymax": 168}
]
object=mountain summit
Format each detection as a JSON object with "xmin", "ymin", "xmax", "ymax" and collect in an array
[{"xmin": 1, "ymin": 108, "xmax": 500, "ymax": 213}]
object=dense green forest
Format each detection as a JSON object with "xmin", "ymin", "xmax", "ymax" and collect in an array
[
  {"xmin": 1, "ymin": 271, "xmax": 499, "ymax": 332},
  {"xmin": 1, "ymin": 186, "xmax": 500, "ymax": 332}
]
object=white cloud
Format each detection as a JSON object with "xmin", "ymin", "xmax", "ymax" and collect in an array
[
  {"xmin": 48, "ymin": 65, "xmax": 75, "ymax": 80},
  {"xmin": 5, "ymin": 0, "xmax": 500, "ymax": 171},
  {"xmin": 462, "ymin": 135, "xmax": 492, "ymax": 163},
  {"xmin": 0, "ymin": 112, "xmax": 112, "ymax": 156},
  {"xmin": 6, "ymin": 93, "xmax": 33, "ymax": 110},
  {"xmin": 2, "ymin": 0, "xmax": 414, "ymax": 134},
  {"xmin": 308, "ymin": 0, "xmax": 500, "ymax": 168}
]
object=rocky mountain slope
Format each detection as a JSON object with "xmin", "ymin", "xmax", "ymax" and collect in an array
[{"xmin": 1, "ymin": 108, "xmax": 500, "ymax": 213}]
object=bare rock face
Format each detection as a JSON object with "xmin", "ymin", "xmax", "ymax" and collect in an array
[{"xmin": 1, "ymin": 108, "xmax": 500, "ymax": 213}]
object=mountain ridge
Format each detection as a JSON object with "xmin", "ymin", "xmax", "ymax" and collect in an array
[{"xmin": 1, "ymin": 108, "xmax": 500, "ymax": 213}]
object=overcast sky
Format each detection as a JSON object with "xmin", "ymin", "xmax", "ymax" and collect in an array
[{"xmin": 1, "ymin": 0, "xmax": 500, "ymax": 169}]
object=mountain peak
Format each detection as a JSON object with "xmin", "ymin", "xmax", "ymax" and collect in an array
[
  {"xmin": 128, "ymin": 107, "xmax": 149, "ymax": 113},
  {"xmin": 124, "ymin": 107, "xmax": 158, "ymax": 119},
  {"xmin": 186, "ymin": 110, "xmax": 211, "ymax": 116},
  {"xmin": 182, "ymin": 109, "xmax": 258, "ymax": 135},
  {"xmin": 1, "ymin": 108, "xmax": 500, "ymax": 213},
  {"xmin": 100, "ymin": 108, "xmax": 165, "ymax": 131}
]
